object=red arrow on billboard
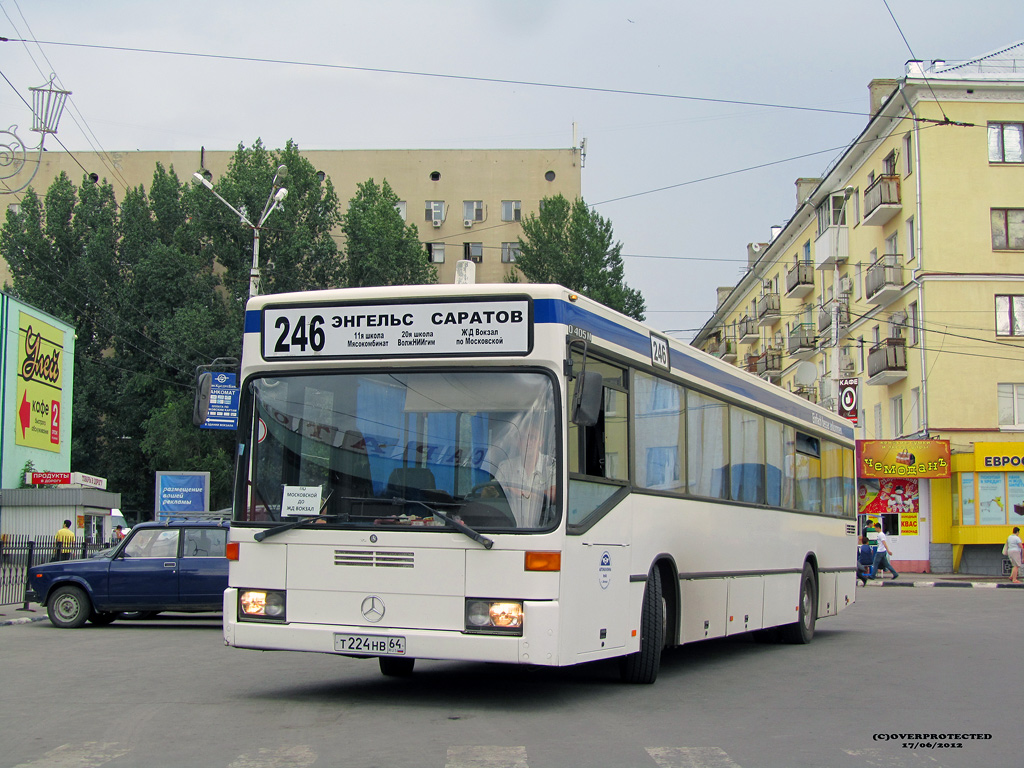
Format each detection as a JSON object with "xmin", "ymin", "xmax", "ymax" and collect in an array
[{"xmin": 19, "ymin": 392, "xmax": 30, "ymax": 437}]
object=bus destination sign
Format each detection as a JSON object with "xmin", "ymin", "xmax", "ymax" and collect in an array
[{"xmin": 262, "ymin": 300, "xmax": 531, "ymax": 359}]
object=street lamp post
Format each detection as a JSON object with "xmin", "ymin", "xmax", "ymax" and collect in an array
[
  {"xmin": 192, "ymin": 165, "xmax": 288, "ymax": 298},
  {"xmin": 1, "ymin": 74, "xmax": 71, "ymax": 196}
]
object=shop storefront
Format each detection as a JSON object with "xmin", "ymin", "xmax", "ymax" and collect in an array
[
  {"xmin": 857, "ymin": 439, "xmax": 951, "ymax": 573},
  {"xmin": 944, "ymin": 442, "xmax": 1024, "ymax": 575}
]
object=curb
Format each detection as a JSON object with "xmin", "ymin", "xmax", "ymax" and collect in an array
[
  {"xmin": 861, "ymin": 580, "xmax": 1024, "ymax": 589},
  {"xmin": 0, "ymin": 613, "xmax": 47, "ymax": 626}
]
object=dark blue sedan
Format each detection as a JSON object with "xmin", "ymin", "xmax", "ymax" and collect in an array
[{"xmin": 28, "ymin": 520, "xmax": 229, "ymax": 628}]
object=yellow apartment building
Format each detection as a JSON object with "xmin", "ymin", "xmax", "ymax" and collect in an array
[
  {"xmin": 693, "ymin": 41, "xmax": 1024, "ymax": 575},
  {"xmin": 1, "ymin": 146, "xmax": 583, "ymax": 286}
]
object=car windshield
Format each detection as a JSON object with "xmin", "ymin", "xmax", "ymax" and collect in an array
[{"xmin": 237, "ymin": 370, "xmax": 558, "ymax": 531}]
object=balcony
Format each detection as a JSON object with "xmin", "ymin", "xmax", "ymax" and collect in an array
[
  {"xmin": 865, "ymin": 253, "xmax": 904, "ymax": 304},
  {"xmin": 785, "ymin": 262, "xmax": 815, "ymax": 299},
  {"xmin": 708, "ymin": 335, "xmax": 737, "ymax": 363},
  {"xmin": 787, "ymin": 323, "xmax": 816, "ymax": 358},
  {"xmin": 755, "ymin": 348, "xmax": 782, "ymax": 382},
  {"xmin": 814, "ymin": 224, "xmax": 849, "ymax": 269},
  {"xmin": 867, "ymin": 337, "xmax": 908, "ymax": 385},
  {"xmin": 738, "ymin": 315, "xmax": 759, "ymax": 344},
  {"xmin": 862, "ymin": 175, "xmax": 901, "ymax": 227},
  {"xmin": 818, "ymin": 299, "xmax": 850, "ymax": 341},
  {"xmin": 756, "ymin": 293, "xmax": 781, "ymax": 327},
  {"xmin": 793, "ymin": 384, "xmax": 818, "ymax": 404}
]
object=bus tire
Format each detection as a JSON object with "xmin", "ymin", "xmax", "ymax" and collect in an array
[
  {"xmin": 779, "ymin": 563, "xmax": 817, "ymax": 644},
  {"xmin": 47, "ymin": 585, "xmax": 91, "ymax": 629},
  {"xmin": 379, "ymin": 657, "xmax": 415, "ymax": 677},
  {"xmin": 619, "ymin": 566, "xmax": 664, "ymax": 684}
]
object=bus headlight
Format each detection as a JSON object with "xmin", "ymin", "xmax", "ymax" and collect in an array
[
  {"xmin": 239, "ymin": 589, "xmax": 286, "ymax": 622},
  {"xmin": 465, "ymin": 599, "xmax": 523, "ymax": 635}
]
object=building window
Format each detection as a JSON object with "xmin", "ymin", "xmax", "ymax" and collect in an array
[
  {"xmin": 905, "ymin": 216, "xmax": 915, "ymax": 262},
  {"xmin": 425, "ymin": 201, "xmax": 445, "ymax": 224},
  {"xmin": 802, "ymin": 240, "xmax": 811, "ymax": 263},
  {"xmin": 908, "ymin": 301, "xmax": 919, "ymax": 345},
  {"xmin": 988, "ymin": 122, "xmax": 1024, "ymax": 163},
  {"xmin": 854, "ymin": 263, "xmax": 863, "ymax": 300},
  {"xmin": 883, "ymin": 150, "xmax": 898, "ymax": 176},
  {"xmin": 463, "ymin": 242, "xmax": 483, "ymax": 263},
  {"xmin": 998, "ymin": 383, "xmax": 1024, "ymax": 427},
  {"xmin": 991, "ymin": 209, "xmax": 1024, "ymax": 250},
  {"xmin": 885, "ymin": 231, "xmax": 898, "ymax": 256},
  {"xmin": 394, "ymin": 201, "xmax": 407, "ymax": 221},
  {"xmin": 816, "ymin": 194, "xmax": 848, "ymax": 236},
  {"xmin": 463, "ymin": 201, "xmax": 484, "ymax": 223},
  {"xmin": 873, "ymin": 403, "xmax": 882, "ymax": 439},
  {"xmin": 903, "ymin": 132, "xmax": 913, "ymax": 174},
  {"xmin": 501, "ymin": 242, "xmax": 520, "ymax": 263},
  {"xmin": 426, "ymin": 243, "xmax": 445, "ymax": 263},
  {"xmin": 501, "ymin": 200, "xmax": 521, "ymax": 222},
  {"xmin": 996, "ymin": 295, "xmax": 1024, "ymax": 337},
  {"xmin": 890, "ymin": 396, "xmax": 904, "ymax": 437}
]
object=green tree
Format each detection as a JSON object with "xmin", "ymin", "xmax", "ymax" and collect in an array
[
  {"xmin": 340, "ymin": 178, "xmax": 437, "ymax": 287},
  {"xmin": 511, "ymin": 194, "xmax": 645, "ymax": 321}
]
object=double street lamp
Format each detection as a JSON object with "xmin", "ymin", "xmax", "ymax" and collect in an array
[{"xmin": 192, "ymin": 165, "xmax": 288, "ymax": 298}]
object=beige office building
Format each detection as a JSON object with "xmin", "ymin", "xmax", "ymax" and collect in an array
[
  {"xmin": 693, "ymin": 41, "xmax": 1024, "ymax": 575},
  {"xmin": 2, "ymin": 146, "xmax": 583, "ymax": 285}
]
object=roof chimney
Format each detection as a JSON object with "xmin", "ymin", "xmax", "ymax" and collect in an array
[
  {"xmin": 869, "ymin": 78, "xmax": 899, "ymax": 115},
  {"xmin": 716, "ymin": 286, "xmax": 734, "ymax": 308},
  {"xmin": 795, "ymin": 178, "xmax": 820, "ymax": 210}
]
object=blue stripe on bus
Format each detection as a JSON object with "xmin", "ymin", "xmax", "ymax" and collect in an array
[
  {"xmin": 534, "ymin": 298, "xmax": 854, "ymax": 440},
  {"xmin": 245, "ymin": 302, "xmax": 851, "ymax": 440},
  {"xmin": 245, "ymin": 310, "xmax": 261, "ymax": 334}
]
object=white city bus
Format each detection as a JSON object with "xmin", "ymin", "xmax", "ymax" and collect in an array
[{"xmin": 220, "ymin": 283, "xmax": 857, "ymax": 683}]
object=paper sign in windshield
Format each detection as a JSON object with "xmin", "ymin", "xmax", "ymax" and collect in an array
[{"xmin": 281, "ymin": 486, "xmax": 323, "ymax": 517}]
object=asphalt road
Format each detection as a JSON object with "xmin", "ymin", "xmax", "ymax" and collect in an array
[{"xmin": 1, "ymin": 587, "xmax": 1019, "ymax": 768}]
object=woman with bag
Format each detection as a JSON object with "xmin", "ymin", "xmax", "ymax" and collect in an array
[{"xmin": 1006, "ymin": 527, "xmax": 1022, "ymax": 584}]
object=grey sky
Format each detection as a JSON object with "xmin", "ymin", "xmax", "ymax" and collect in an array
[{"xmin": 2, "ymin": 1, "xmax": 1022, "ymax": 339}]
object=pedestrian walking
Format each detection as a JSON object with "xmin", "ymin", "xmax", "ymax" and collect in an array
[
  {"xmin": 1005, "ymin": 526, "xmax": 1022, "ymax": 584},
  {"xmin": 869, "ymin": 525, "xmax": 898, "ymax": 580}
]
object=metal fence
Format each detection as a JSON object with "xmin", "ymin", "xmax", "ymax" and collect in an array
[{"xmin": 0, "ymin": 535, "xmax": 109, "ymax": 607}]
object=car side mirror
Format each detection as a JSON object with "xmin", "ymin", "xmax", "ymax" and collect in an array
[{"xmin": 571, "ymin": 370, "xmax": 603, "ymax": 427}]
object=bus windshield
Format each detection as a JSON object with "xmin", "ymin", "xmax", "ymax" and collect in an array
[{"xmin": 238, "ymin": 370, "xmax": 558, "ymax": 532}]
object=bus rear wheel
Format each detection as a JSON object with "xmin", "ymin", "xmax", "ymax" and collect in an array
[
  {"xmin": 379, "ymin": 657, "xmax": 415, "ymax": 677},
  {"xmin": 779, "ymin": 563, "xmax": 817, "ymax": 644},
  {"xmin": 620, "ymin": 566, "xmax": 665, "ymax": 684}
]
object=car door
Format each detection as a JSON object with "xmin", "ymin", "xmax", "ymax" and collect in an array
[
  {"xmin": 107, "ymin": 528, "xmax": 181, "ymax": 608},
  {"xmin": 178, "ymin": 527, "xmax": 228, "ymax": 608}
]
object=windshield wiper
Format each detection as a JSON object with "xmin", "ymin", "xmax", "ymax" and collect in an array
[
  {"xmin": 395, "ymin": 497, "xmax": 494, "ymax": 550},
  {"xmin": 254, "ymin": 491, "xmax": 334, "ymax": 541}
]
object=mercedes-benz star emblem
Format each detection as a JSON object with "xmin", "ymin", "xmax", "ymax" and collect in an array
[{"xmin": 361, "ymin": 595, "xmax": 385, "ymax": 623}]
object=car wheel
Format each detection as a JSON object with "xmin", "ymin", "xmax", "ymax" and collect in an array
[
  {"xmin": 619, "ymin": 566, "xmax": 665, "ymax": 684},
  {"xmin": 88, "ymin": 611, "xmax": 118, "ymax": 626},
  {"xmin": 47, "ymin": 585, "xmax": 91, "ymax": 629},
  {"xmin": 379, "ymin": 657, "xmax": 415, "ymax": 677},
  {"xmin": 779, "ymin": 562, "xmax": 817, "ymax": 644}
]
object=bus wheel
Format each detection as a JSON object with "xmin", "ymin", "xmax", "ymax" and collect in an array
[
  {"xmin": 780, "ymin": 563, "xmax": 817, "ymax": 644},
  {"xmin": 620, "ymin": 566, "xmax": 665, "ymax": 684},
  {"xmin": 47, "ymin": 585, "xmax": 91, "ymax": 629},
  {"xmin": 379, "ymin": 657, "xmax": 415, "ymax": 677}
]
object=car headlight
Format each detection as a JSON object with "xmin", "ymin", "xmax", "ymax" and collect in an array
[
  {"xmin": 239, "ymin": 589, "xmax": 286, "ymax": 622},
  {"xmin": 465, "ymin": 599, "xmax": 523, "ymax": 635}
]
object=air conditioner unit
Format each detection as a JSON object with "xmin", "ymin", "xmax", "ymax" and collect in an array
[
  {"xmin": 432, "ymin": 219, "xmax": 442, "ymax": 228},
  {"xmin": 463, "ymin": 219, "xmax": 474, "ymax": 228},
  {"xmin": 840, "ymin": 275, "xmax": 853, "ymax": 294}
]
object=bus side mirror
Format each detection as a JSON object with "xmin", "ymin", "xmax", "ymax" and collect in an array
[
  {"xmin": 571, "ymin": 370, "xmax": 603, "ymax": 427},
  {"xmin": 193, "ymin": 372, "xmax": 213, "ymax": 426}
]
